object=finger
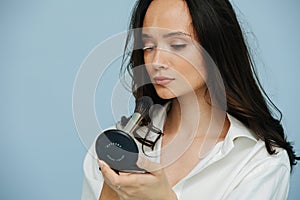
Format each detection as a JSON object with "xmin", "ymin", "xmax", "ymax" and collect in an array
[
  {"xmin": 97, "ymin": 159, "xmax": 103, "ymax": 170},
  {"xmin": 99, "ymin": 160, "xmax": 120, "ymax": 186},
  {"xmin": 119, "ymin": 172, "xmax": 131, "ymax": 176},
  {"xmin": 99, "ymin": 160, "xmax": 139, "ymax": 192}
]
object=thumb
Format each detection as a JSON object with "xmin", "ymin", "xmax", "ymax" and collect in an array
[{"xmin": 136, "ymin": 156, "xmax": 163, "ymax": 175}]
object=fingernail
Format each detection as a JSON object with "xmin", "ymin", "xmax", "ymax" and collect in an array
[
  {"xmin": 98, "ymin": 160, "xmax": 104, "ymax": 169},
  {"xmin": 137, "ymin": 157, "xmax": 144, "ymax": 167}
]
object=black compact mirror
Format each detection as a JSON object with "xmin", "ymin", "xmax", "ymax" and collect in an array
[{"xmin": 95, "ymin": 129, "xmax": 147, "ymax": 173}]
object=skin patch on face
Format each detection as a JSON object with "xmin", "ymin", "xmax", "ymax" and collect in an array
[{"xmin": 142, "ymin": 0, "xmax": 206, "ymax": 100}]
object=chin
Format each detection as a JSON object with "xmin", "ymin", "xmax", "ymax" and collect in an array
[{"xmin": 154, "ymin": 86, "xmax": 176, "ymax": 100}]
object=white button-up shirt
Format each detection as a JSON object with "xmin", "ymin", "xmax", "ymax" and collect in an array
[{"xmin": 81, "ymin": 106, "xmax": 290, "ymax": 200}]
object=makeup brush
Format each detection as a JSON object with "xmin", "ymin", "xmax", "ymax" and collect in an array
[{"xmin": 123, "ymin": 96, "xmax": 153, "ymax": 134}]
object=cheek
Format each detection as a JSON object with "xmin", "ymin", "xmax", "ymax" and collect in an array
[
  {"xmin": 181, "ymin": 55, "xmax": 207, "ymax": 85},
  {"xmin": 144, "ymin": 53, "xmax": 151, "ymax": 63},
  {"xmin": 144, "ymin": 55, "xmax": 153, "ymax": 74},
  {"xmin": 174, "ymin": 61, "xmax": 207, "ymax": 93},
  {"xmin": 144, "ymin": 52, "xmax": 155, "ymax": 67},
  {"xmin": 145, "ymin": 64, "xmax": 153, "ymax": 78},
  {"xmin": 175, "ymin": 59, "xmax": 205, "ymax": 80}
]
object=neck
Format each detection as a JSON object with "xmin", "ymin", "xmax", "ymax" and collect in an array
[
  {"xmin": 164, "ymin": 90, "xmax": 208, "ymax": 135},
  {"xmin": 164, "ymin": 90, "xmax": 229, "ymax": 146}
]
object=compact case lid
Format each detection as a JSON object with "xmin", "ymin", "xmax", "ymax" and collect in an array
[{"xmin": 95, "ymin": 129, "xmax": 145, "ymax": 173}]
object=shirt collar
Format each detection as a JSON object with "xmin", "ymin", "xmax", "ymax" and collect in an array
[
  {"xmin": 221, "ymin": 114, "xmax": 258, "ymax": 154},
  {"xmin": 150, "ymin": 102, "xmax": 170, "ymax": 132}
]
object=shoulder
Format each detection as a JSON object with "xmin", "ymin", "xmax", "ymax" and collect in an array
[
  {"xmin": 219, "ymin": 115, "xmax": 291, "ymax": 199},
  {"xmin": 223, "ymin": 142, "xmax": 291, "ymax": 199},
  {"xmin": 241, "ymin": 140, "xmax": 290, "ymax": 175},
  {"xmin": 224, "ymin": 114, "xmax": 291, "ymax": 173}
]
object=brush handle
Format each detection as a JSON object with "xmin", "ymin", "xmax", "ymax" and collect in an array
[{"xmin": 123, "ymin": 113, "xmax": 142, "ymax": 134}]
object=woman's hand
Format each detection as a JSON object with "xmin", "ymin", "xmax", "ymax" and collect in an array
[{"xmin": 98, "ymin": 158, "xmax": 178, "ymax": 200}]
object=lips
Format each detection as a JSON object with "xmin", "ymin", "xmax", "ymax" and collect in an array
[{"xmin": 153, "ymin": 76, "xmax": 175, "ymax": 86}]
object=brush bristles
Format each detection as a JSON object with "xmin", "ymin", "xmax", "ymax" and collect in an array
[{"xmin": 134, "ymin": 96, "xmax": 153, "ymax": 118}]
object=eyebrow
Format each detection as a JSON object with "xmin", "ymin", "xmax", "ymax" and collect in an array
[{"xmin": 142, "ymin": 31, "xmax": 192, "ymax": 39}]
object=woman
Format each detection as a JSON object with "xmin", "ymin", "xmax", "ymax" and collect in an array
[{"xmin": 82, "ymin": 0, "xmax": 299, "ymax": 199}]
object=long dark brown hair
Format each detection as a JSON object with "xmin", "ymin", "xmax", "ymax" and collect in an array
[{"xmin": 120, "ymin": 0, "xmax": 299, "ymax": 170}]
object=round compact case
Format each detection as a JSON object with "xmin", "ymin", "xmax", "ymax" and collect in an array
[{"xmin": 95, "ymin": 129, "xmax": 146, "ymax": 173}]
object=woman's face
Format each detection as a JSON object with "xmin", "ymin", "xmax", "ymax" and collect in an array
[{"xmin": 142, "ymin": 0, "xmax": 207, "ymax": 99}]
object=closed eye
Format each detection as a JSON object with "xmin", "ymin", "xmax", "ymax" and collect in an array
[
  {"xmin": 142, "ymin": 45, "xmax": 156, "ymax": 51},
  {"xmin": 171, "ymin": 44, "xmax": 187, "ymax": 50}
]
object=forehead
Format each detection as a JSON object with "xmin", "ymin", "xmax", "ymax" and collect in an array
[{"xmin": 143, "ymin": 0, "xmax": 194, "ymax": 37}]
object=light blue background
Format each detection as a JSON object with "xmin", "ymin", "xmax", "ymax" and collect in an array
[{"xmin": 0, "ymin": 0, "xmax": 299, "ymax": 199}]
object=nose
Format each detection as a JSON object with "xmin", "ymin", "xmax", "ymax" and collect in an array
[{"xmin": 150, "ymin": 48, "xmax": 169, "ymax": 70}]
